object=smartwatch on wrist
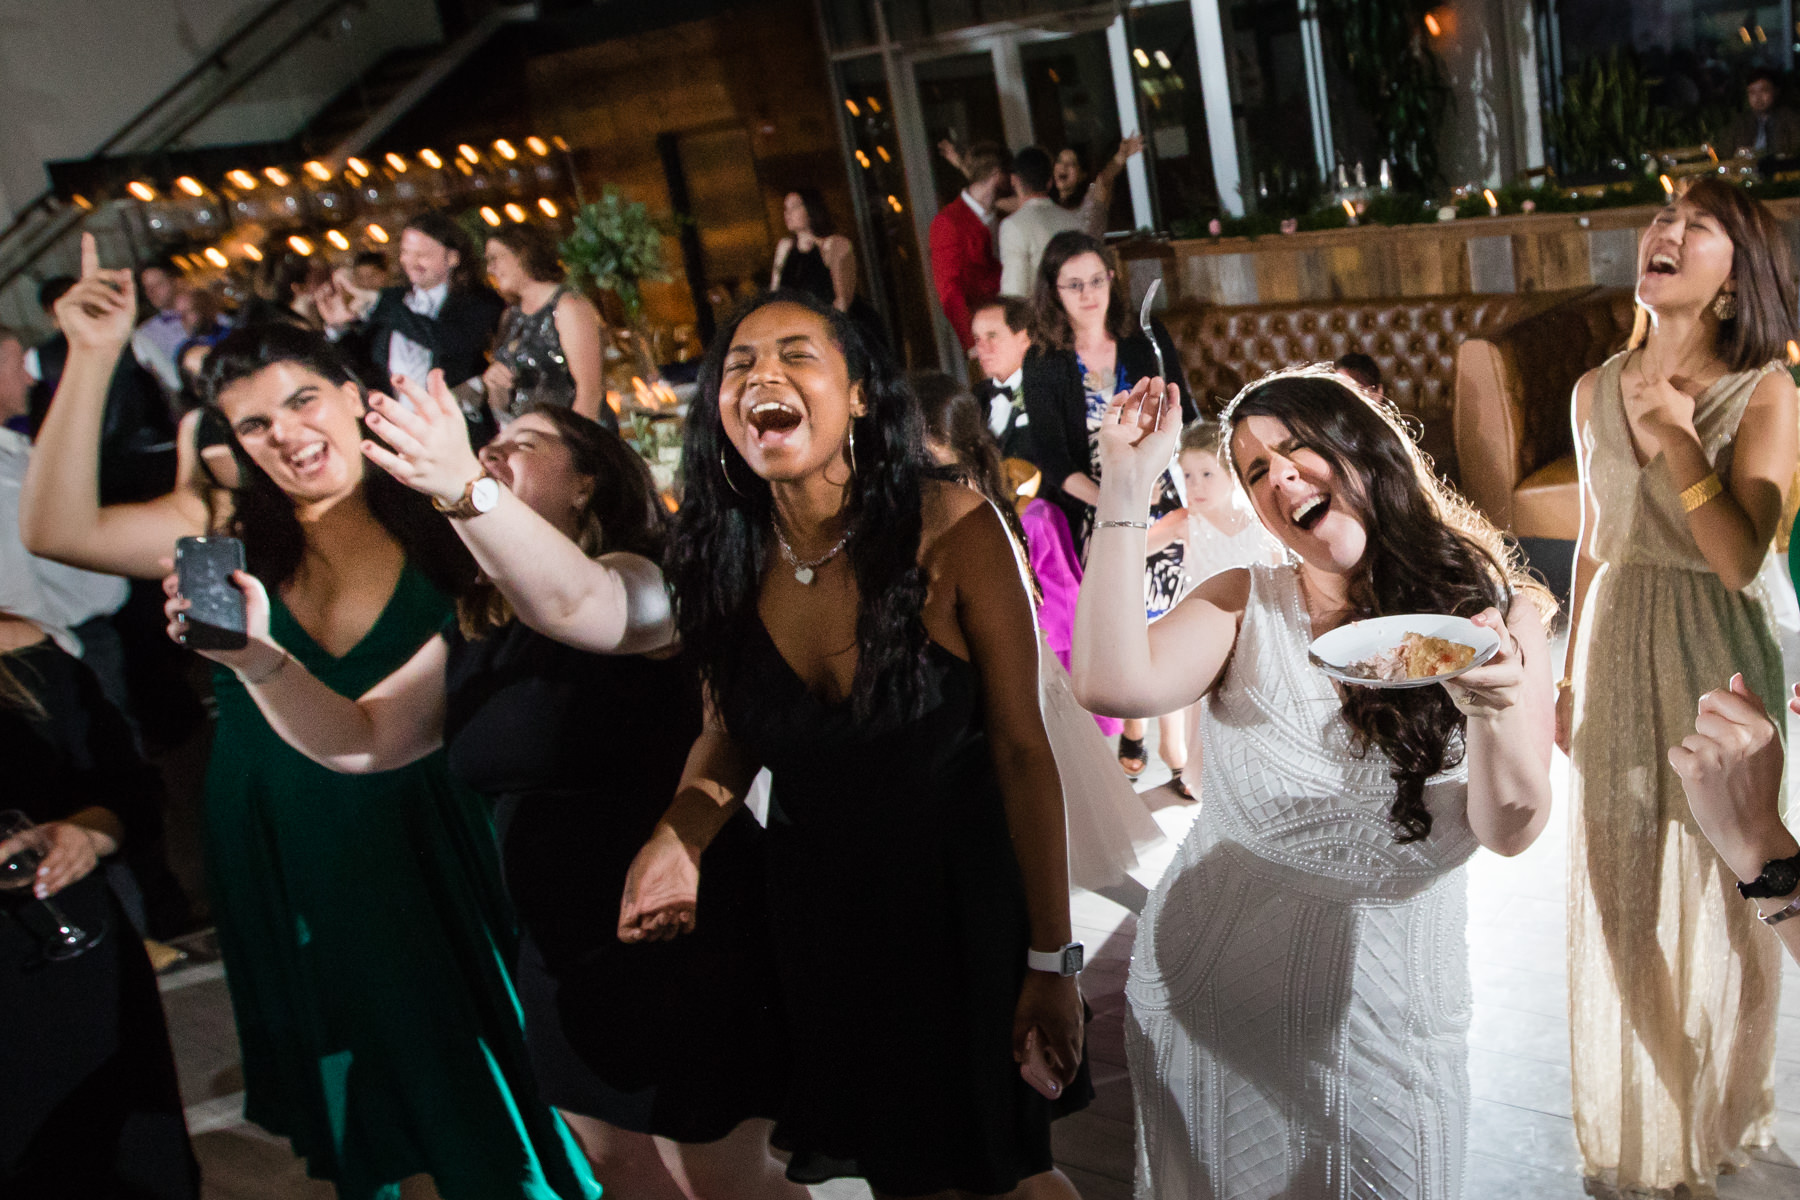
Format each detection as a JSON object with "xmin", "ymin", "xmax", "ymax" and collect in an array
[
  {"xmin": 432, "ymin": 471, "xmax": 500, "ymax": 520},
  {"xmin": 1736, "ymin": 850, "xmax": 1800, "ymax": 900},
  {"xmin": 1027, "ymin": 942, "xmax": 1084, "ymax": 976}
]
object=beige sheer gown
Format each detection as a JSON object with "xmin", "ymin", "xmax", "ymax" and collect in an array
[{"xmin": 1568, "ymin": 352, "xmax": 1786, "ymax": 1197}]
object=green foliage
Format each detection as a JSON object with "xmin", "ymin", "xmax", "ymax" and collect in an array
[
  {"xmin": 1544, "ymin": 49, "xmax": 1684, "ymax": 176},
  {"xmin": 559, "ymin": 188, "xmax": 673, "ymax": 320},
  {"xmin": 1317, "ymin": 0, "xmax": 1450, "ymax": 190}
]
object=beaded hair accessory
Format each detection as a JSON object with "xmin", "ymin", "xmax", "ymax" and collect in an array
[{"xmin": 1215, "ymin": 362, "xmax": 1429, "ymax": 486}]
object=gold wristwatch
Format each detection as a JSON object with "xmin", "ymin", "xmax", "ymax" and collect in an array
[{"xmin": 432, "ymin": 471, "xmax": 500, "ymax": 519}]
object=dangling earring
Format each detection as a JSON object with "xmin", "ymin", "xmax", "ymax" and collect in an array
[
  {"xmin": 847, "ymin": 420, "xmax": 858, "ymax": 478},
  {"xmin": 719, "ymin": 445, "xmax": 748, "ymax": 498},
  {"xmin": 1713, "ymin": 289, "xmax": 1739, "ymax": 321}
]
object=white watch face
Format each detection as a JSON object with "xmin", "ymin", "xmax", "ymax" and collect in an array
[{"xmin": 470, "ymin": 476, "xmax": 502, "ymax": 513}]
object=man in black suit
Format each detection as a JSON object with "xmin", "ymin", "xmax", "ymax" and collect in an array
[
  {"xmin": 969, "ymin": 295, "xmax": 1035, "ymax": 459},
  {"xmin": 322, "ymin": 210, "xmax": 504, "ymax": 441}
]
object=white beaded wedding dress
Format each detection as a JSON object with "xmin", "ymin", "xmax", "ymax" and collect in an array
[{"xmin": 1126, "ymin": 563, "xmax": 1479, "ymax": 1199}]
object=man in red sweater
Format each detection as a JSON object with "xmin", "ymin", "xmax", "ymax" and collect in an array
[{"xmin": 929, "ymin": 142, "xmax": 1010, "ymax": 352}]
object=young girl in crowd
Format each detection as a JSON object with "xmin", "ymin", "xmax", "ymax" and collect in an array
[
  {"xmin": 1145, "ymin": 419, "xmax": 1283, "ymax": 798},
  {"xmin": 1073, "ymin": 366, "xmax": 1553, "ymax": 1198},
  {"xmin": 1560, "ymin": 176, "xmax": 1799, "ymax": 1198},
  {"xmin": 20, "ymin": 237, "xmax": 595, "ymax": 1200},
  {"xmin": 164, "ymin": 392, "xmax": 801, "ymax": 1200},
  {"xmin": 618, "ymin": 291, "xmax": 1090, "ymax": 1196}
]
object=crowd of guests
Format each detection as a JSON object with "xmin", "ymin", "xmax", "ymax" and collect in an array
[{"xmin": 6, "ymin": 163, "xmax": 1800, "ymax": 1200}]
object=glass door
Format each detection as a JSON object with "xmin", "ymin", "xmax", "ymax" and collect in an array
[
  {"xmin": 1020, "ymin": 29, "xmax": 1134, "ymax": 231},
  {"xmin": 912, "ymin": 50, "xmax": 1008, "ymax": 208}
]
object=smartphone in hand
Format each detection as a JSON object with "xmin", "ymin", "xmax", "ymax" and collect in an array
[{"xmin": 175, "ymin": 536, "xmax": 248, "ymax": 651}]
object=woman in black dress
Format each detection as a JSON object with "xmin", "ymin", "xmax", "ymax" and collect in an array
[
  {"xmin": 0, "ymin": 610, "xmax": 199, "ymax": 1199},
  {"xmin": 164, "ymin": 396, "xmax": 801, "ymax": 1200},
  {"xmin": 769, "ymin": 190, "xmax": 885, "ymax": 344},
  {"xmin": 619, "ymin": 291, "xmax": 1089, "ymax": 1197}
]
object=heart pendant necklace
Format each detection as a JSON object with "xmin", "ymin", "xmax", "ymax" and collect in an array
[{"xmin": 774, "ymin": 522, "xmax": 849, "ymax": 585}]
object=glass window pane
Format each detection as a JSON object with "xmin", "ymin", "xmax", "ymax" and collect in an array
[
  {"xmin": 820, "ymin": 0, "xmax": 876, "ymax": 53},
  {"xmin": 914, "ymin": 51, "xmax": 1007, "ymax": 207},
  {"xmin": 836, "ymin": 56, "xmax": 939, "ymax": 368},
  {"xmin": 1124, "ymin": 5, "xmax": 1221, "ymax": 230},
  {"xmin": 1222, "ymin": 0, "xmax": 1318, "ymax": 208}
]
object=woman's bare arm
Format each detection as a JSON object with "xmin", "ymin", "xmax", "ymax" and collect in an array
[
  {"xmin": 553, "ymin": 291, "xmax": 608, "ymax": 422},
  {"xmin": 822, "ymin": 236, "xmax": 858, "ymax": 313},
  {"xmin": 21, "ymin": 240, "xmax": 209, "ymax": 578}
]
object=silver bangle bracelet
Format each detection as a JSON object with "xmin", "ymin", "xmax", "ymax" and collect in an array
[
  {"xmin": 1094, "ymin": 519, "xmax": 1150, "ymax": 530},
  {"xmin": 1761, "ymin": 893, "xmax": 1800, "ymax": 927}
]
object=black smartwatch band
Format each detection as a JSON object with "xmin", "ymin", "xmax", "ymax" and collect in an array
[{"xmin": 1736, "ymin": 851, "xmax": 1800, "ymax": 900}]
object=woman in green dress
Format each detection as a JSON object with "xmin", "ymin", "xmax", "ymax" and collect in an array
[{"xmin": 20, "ymin": 236, "xmax": 596, "ymax": 1200}]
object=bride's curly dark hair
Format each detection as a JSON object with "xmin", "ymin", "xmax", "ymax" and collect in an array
[
  {"xmin": 666, "ymin": 289, "xmax": 935, "ymax": 725},
  {"xmin": 1225, "ymin": 366, "xmax": 1549, "ymax": 842}
]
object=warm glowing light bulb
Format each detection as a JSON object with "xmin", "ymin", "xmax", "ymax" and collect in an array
[
  {"xmin": 419, "ymin": 149, "xmax": 443, "ymax": 169},
  {"xmin": 347, "ymin": 157, "xmax": 370, "ymax": 177},
  {"xmin": 385, "ymin": 153, "xmax": 408, "ymax": 173},
  {"xmin": 126, "ymin": 181, "xmax": 157, "ymax": 202},
  {"xmin": 326, "ymin": 229, "xmax": 350, "ymax": 250},
  {"xmin": 876, "ymin": 145, "xmax": 891, "ymax": 162},
  {"xmin": 1132, "ymin": 48, "xmax": 1150, "ymax": 68},
  {"xmin": 303, "ymin": 161, "xmax": 332, "ymax": 182},
  {"xmin": 241, "ymin": 243, "xmax": 264, "ymax": 262},
  {"xmin": 264, "ymin": 167, "xmax": 290, "ymax": 187},
  {"xmin": 526, "ymin": 136, "xmax": 549, "ymax": 156},
  {"xmin": 866, "ymin": 97, "xmax": 881, "ymax": 113},
  {"xmin": 493, "ymin": 139, "xmax": 517, "ymax": 160},
  {"xmin": 480, "ymin": 206, "xmax": 501, "ymax": 227},
  {"xmin": 458, "ymin": 144, "xmax": 480, "ymax": 164},
  {"xmin": 72, "ymin": 194, "xmax": 93, "ymax": 210},
  {"xmin": 537, "ymin": 197, "xmax": 559, "ymax": 218},
  {"xmin": 366, "ymin": 223, "xmax": 389, "ymax": 244},
  {"xmin": 552, "ymin": 136, "xmax": 569, "ymax": 151},
  {"xmin": 175, "ymin": 176, "xmax": 204, "ymax": 197},
  {"xmin": 288, "ymin": 235, "xmax": 314, "ymax": 255},
  {"xmin": 1424, "ymin": 12, "xmax": 1442, "ymax": 35},
  {"xmin": 1153, "ymin": 50, "xmax": 1171, "ymax": 69},
  {"xmin": 228, "ymin": 169, "xmax": 258, "ymax": 190},
  {"xmin": 504, "ymin": 203, "xmax": 526, "ymax": 222},
  {"xmin": 203, "ymin": 247, "xmax": 229, "ymax": 268},
  {"xmin": 844, "ymin": 98, "xmax": 861, "ymax": 117},
  {"xmin": 1660, "ymin": 172, "xmax": 1675, "ymax": 196},
  {"xmin": 855, "ymin": 150, "xmax": 871, "ymax": 169}
]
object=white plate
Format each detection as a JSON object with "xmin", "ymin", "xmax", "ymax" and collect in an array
[{"xmin": 1307, "ymin": 613, "xmax": 1500, "ymax": 688}]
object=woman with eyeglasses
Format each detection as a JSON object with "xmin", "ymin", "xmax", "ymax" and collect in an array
[{"xmin": 1023, "ymin": 231, "xmax": 1197, "ymax": 783}]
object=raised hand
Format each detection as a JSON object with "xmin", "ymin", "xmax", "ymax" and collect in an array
[
  {"xmin": 55, "ymin": 232, "xmax": 137, "ymax": 353},
  {"xmin": 617, "ymin": 824, "xmax": 700, "ymax": 944},
  {"xmin": 1668, "ymin": 674, "xmax": 1796, "ymax": 884},
  {"xmin": 361, "ymin": 370, "xmax": 485, "ymax": 507},
  {"xmin": 1112, "ymin": 133, "xmax": 1145, "ymax": 167},
  {"xmin": 1441, "ymin": 607, "xmax": 1525, "ymax": 717},
  {"xmin": 162, "ymin": 563, "xmax": 278, "ymax": 675},
  {"xmin": 1094, "ymin": 377, "xmax": 1181, "ymax": 498}
]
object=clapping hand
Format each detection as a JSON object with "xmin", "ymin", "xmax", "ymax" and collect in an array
[
  {"xmin": 55, "ymin": 233, "xmax": 136, "ymax": 353},
  {"xmin": 1440, "ymin": 608, "xmax": 1525, "ymax": 717},
  {"xmin": 1669, "ymin": 675, "xmax": 1798, "ymax": 884},
  {"xmin": 361, "ymin": 370, "xmax": 485, "ymax": 508}
]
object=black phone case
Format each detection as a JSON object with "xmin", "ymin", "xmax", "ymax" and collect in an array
[{"xmin": 175, "ymin": 536, "xmax": 248, "ymax": 651}]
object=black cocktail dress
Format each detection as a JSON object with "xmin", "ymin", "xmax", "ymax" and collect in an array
[
  {"xmin": 443, "ymin": 620, "xmax": 785, "ymax": 1139},
  {"xmin": 717, "ymin": 618, "xmax": 1091, "ymax": 1195}
]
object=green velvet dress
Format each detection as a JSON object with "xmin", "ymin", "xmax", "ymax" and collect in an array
[{"xmin": 202, "ymin": 564, "xmax": 596, "ymax": 1200}]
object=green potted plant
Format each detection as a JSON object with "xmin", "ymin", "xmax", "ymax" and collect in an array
[{"xmin": 559, "ymin": 188, "xmax": 674, "ymax": 387}]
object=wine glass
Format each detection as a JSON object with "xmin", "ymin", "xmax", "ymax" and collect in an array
[{"xmin": 0, "ymin": 810, "xmax": 105, "ymax": 961}]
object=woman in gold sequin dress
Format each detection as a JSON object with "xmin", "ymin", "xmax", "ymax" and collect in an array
[{"xmin": 1558, "ymin": 178, "xmax": 1800, "ymax": 1199}]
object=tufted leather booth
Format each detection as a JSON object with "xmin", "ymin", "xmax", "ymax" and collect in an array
[
  {"xmin": 1453, "ymin": 287, "xmax": 1637, "ymax": 539},
  {"xmin": 1161, "ymin": 290, "xmax": 1588, "ymax": 486}
]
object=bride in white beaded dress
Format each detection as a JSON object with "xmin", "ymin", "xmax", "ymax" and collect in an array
[{"xmin": 1071, "ymin": 365, "xmax": 1556, "ymax": 1199}]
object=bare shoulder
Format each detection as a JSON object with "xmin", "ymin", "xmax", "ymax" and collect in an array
[
  {"xmin": 920, "ymin": 479, "xmax": 1007, "ymax": 565},
  {"xmin": 556, "ymin": 290, "xmax": 601, "ymax": 321},
  {"xmin": 1749, "ymin": 363, "xmax": 1799, "ymax": 411}
]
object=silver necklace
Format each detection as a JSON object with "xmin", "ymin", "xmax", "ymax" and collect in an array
[{"xmin": 773, "ymin": 523, "xmax": 849, "ymax": 585}]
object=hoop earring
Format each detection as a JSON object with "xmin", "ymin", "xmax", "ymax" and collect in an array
[
  {"xmin": 1713, "ymin": 289, "xmax": 1738, "ymax": 321},
  {"xmin": 847, "ymin": 421, "xmax": 858, "ymax": 478},
  {"xmin": 719, "ymin": 446, "xmax": 748, "ymax": 498}
]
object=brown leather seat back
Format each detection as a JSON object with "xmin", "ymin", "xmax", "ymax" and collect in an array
[{"xmin": 1161, "ymin": 291, "xmax": 1583, "ymax": 482}]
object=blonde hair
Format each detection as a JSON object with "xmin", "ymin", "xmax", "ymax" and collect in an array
[{"xmin": 1179, "ymin": 419, "xmax": 1228, "ymax": 459}]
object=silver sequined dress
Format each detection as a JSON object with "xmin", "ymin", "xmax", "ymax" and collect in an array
[{"xmin": 1127, "ymin": 562, "xmax": 1477, "ymax": 1199}]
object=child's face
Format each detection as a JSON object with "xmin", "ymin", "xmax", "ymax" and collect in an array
[{"xmin": 1181, "ymin": 448, "xmax": 1232, "ymax": 510}]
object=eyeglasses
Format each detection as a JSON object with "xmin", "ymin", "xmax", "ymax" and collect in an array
[{"xmin": 1057, "ymin": 273, "xmax": 1112, "ymax": 295}]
